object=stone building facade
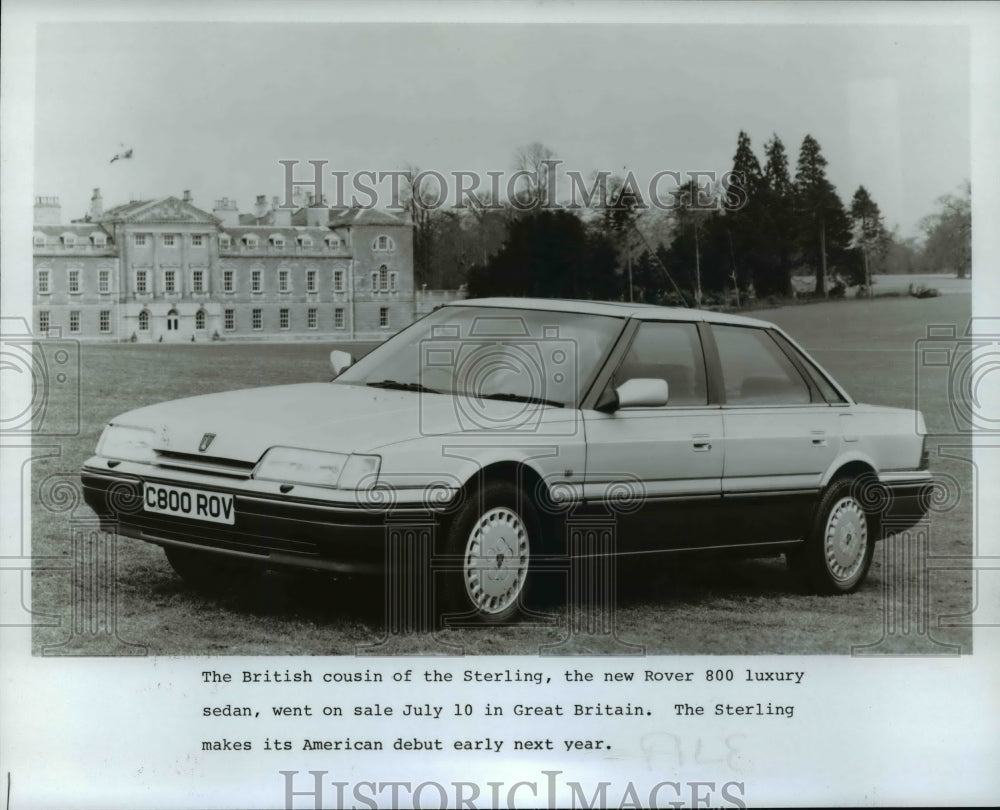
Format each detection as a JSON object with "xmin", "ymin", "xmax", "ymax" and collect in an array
[{"xmin": 32, "ymin": 190, "xmax": 415, "ymax": 342}]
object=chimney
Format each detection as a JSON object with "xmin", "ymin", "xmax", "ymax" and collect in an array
[
  {"xmin": 271, "ymin": 195, "xmax": 291, "ymax": 226},
  {"xmin": 90, "ymin": 188, "xmax": 103, "ymax": 219},
  {"xmin": 182, "ymin": 189, "xmax": 192, "ymax": 203},
  {"xmin": 212, "ymin": 196, "xmax": 240, "ymax": 228},
  {"xmin": 34, "ymin": 196, "xmax": 62, "ymax": 225},
  {"xmin": 254, "ymin": 194, "xmax": 269, "ymax": 220},
  {"xmin": 306, "ymin": 194, "xmax": 328, "ymax": 227}
]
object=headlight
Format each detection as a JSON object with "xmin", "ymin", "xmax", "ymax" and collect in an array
[
  {"xmin": 254, "ymin": 447, "xmax": 381, "ymax": 490},
  {"xmin": 97, "ymin": 425, "xmax": 156, "ymax": 463}
]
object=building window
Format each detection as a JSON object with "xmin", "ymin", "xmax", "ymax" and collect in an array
[
  {"xmin": 99, "ymin": 270, "xmax": 110, "ymax": 294},
  {"xmin": 224, "ymin": 309, "xmax": 235, "ymax": 331},
  {"xmin": 334, "ymin": 308, "xmax": 345, "ymax": 329},
  {"xmin": 271, "ymin": 236, "xmax": 285, "ymax": 249},
  {"xmin": 191, "ymin": 234, "xmax": 204, "ymax": 247},
  {"xmin": 68, "ymin": 269, "xmax": 80, "ymax": 294},
  {"xmin": 34, "ymin": 234, "xmax": 46, "ymax": 248},
  {"xmin": 307, "ymin": 308, "xmax": 317, "ymax": 329},
  {"xmin": 162, "ymin": 234, "xmax": 176, "ymax": 247},
  {"xmin": 379, "ymin": 266, "xmax": 389, "ymax": 291},
  {"xmin": 298, "ymin": 236, "xmax": 313, "ymax": 248},
  {"xmin": 373, "ymin": 235, "xmax": 394, "ymax": 251},
  {"xmin": 251, "ymin": 270, "xmax": 262, "ymax": 293},
  {"xmin": 38, "ymin": 270, "xmax": 50, "ymax": 294},
  {"xmin": 100, "ymin": 310, "xmax": 111, "ymax": 333},
  {"xmin": 379, "ymin": 307, "xmax": 389, "ymax": 328},
  {"xmin": 136, "ymin": 270, "xmax": 148, "ymax": 294},
  {"xmin": 244, "ymin": 236, "xmax": 259, "ymax": 249},
  {"xmin": 370, "ymin": 271, "xmax": 378, "ymax": 291},
  {"xmin": 306, "ymin": 270, "xmax": 317, "ymax": 293},
  {"xmin": 63, "ymin": 235, "xmax": 76, "ymax": 248},
  {"xmin": 332, "ymin": 270, "xmax": 344, "ymax": 292},
  {"xmin": 164, "ymin": 270, "xmax": 177, "ymax": 294},
  {"xmin": 223, "ymin": 270, "xmax": 234, "ymax": 293},
  {"xmin": 93, "ymin": 235, "xmax": 107, "ymax": 248},
  {"xmin": 219, "ymin": 235, "xmax": 231, "ymax": 249},
  {"xmin": 138, "ymin": 310, "xmax": 150, "ymax": 331},
  {"xmin": 326, "ymin": 235, "xmax": 340, "ymax": 248},
  {"xmin": 390, "ymin": 271, "xmax": 398, "ymax": 292},
  {"xmin": 192, "ymin": 270, "xmax": 205, "ymax": 293},
  {"xmin": 252, "ymin": 308, "xmax": 262, "ymax": 330},
  {"xmin": 279, "ymin": 269, "xmax": 290, "ymax": 293},
  {"xmin": 195, "ymin": 309, "xmax": 206, "ymax": 330},
  {"xmin": 134, "ymin": 234, "xmax": 147, "ymax": 247},
  {"xmin": 69, "ymin": 311, "xmax": 80, "ymax": 333},
  {"xmin": 279, "ymin": 308, "xmax": 289, "ymax": 330},
  {"xmin": 167, "ymin": 309, "xmax": 179, "ymax": 331},
  {"xmin": 39, "ymin": 311, "xmax": 50, "ymax": 333}
]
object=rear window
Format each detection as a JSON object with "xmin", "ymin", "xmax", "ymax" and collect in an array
[{"xmin": 713, "ymin": 325, "xmax": 811, "ymax": 405}]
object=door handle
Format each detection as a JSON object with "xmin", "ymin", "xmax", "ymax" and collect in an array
[
  {"xmin": 692, "ymin": 435, "xmax": 713, "ymax": 452},
  {"xmin": 811, "ymin": 430, "xmax": 827, "ymax": 446}
]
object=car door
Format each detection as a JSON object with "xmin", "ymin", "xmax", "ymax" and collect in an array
[
  {"xmin": 582, "ymin": 320, "xmax": 724, "ymax": 552},
  {"xmin": 710, "ymin": 323, "xmax": 842, "ymax": 544}
]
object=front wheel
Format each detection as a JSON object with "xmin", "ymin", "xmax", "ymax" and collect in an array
[
  {"xmin": 788, "ymin": 478, "xmax": 875, "ymax": 594},
  {"xmin": 441, "ymin": 481, "xmax": 537, "ymax": 623}
]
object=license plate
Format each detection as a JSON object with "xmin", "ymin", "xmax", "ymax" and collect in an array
[{"xmin": 143, "ymin": 483, "xmax": 235, "ymax": 525}]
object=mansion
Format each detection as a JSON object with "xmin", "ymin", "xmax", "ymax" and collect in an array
[{"xmin": 32, "ymin": 189, "xmax": 417, "ymax": 341}]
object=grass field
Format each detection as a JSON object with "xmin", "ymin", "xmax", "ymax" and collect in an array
[{"xmin": 30, "ymin": 291, "xmax": 974, "ymax": 656}]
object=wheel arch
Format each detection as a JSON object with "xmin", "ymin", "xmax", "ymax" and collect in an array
[{"xmin": 821, "ymin": 453, "xmax": 879, "ymax": 488}]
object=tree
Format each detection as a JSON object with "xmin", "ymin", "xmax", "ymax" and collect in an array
[
  {"xmin": 512, "ymin": 142, "xmax": 558, "ymax": 211},
  {"xmin": 794, "ymin": 135, "xmax": 850, "ymax": 296},
  {"xmin": 760, "ymin": 134, "xmax": 796, "ymax": 296},
  {"xmin": 723, "ymin": 131, "xmax": 765, "ymax": 297},
  {"xmin": 920, "ymin": 181, "xmax": 971, "ymax": 278},
  {"xmin": 465, "ymin": 210, "xmax": 618, "ymax": 300},
  {"xmin": 849, "ymin": 185, "xmax": 889, "ymax": 292}
]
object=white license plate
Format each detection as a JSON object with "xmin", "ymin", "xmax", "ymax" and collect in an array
[{"xmin": 143, "ymin": 483, "xmax": 235, "ymax": 525}]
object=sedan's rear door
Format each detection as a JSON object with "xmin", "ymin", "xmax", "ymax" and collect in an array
[{"xmin": 709, "ymin": 323, "xmax": 842, "ymax": 544}]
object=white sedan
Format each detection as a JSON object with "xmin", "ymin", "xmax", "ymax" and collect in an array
[{"xmin": 82, "ymin": 298, "xmax": 933, "ymax": 622}]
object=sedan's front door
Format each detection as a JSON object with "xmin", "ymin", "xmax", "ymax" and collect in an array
[{"xmin": 583, "ymin": 320, "xmax": 724, "ymax": 552}]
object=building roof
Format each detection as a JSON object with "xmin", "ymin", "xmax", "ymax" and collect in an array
[
  {"xmin": 97, "ymin": 196, "xmax": 218, "ymax": 224},
  {"xmin": 289, "ymin": 206, "xmax": 410, "ymax": 228}
]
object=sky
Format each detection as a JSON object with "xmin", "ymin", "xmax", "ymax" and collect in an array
[{"xmin": 34, "ymin": 22, "xmax": 970, "ymax": 238}]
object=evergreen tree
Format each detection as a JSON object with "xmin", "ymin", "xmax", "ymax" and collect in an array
[
  {"xmin": 760, "ymin": 134, "xmax": 796, "ymax": 296},
  {"xmin": 849, "ymin": 185, "xmax": 889, "ymax": 290},
  {"xmin": 794, "ymin": 135, "xmax": 850, "ymax": 296}
]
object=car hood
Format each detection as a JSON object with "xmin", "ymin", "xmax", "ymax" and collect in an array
[{"xmin": 109, "ymin": 382, "xmax": 574, "ymax": 462}]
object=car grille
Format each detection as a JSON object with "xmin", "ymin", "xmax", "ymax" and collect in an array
[{"xmin": 154, "ymin": 450, "xmax": 256, "ymax": 479}]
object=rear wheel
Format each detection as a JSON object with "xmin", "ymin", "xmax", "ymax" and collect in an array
[
  {"xmin": 788, "ymin": 477, "xmax": 875, "ymax": 594},
  {"xmin": 442, "ymin": 481, "xmax": 537, "ymax": 623}
]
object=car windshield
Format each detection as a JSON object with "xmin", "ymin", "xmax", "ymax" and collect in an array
[{"xmin": 335, "ymin": 305, "xmax": 625, "ymax": 407}]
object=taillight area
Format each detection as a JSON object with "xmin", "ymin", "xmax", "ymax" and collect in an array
[{"xmin": 919, "ymin": 436, "xmax": 930, "ymax": 470}]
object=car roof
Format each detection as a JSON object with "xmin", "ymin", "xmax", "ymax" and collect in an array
[{"xmin": 448, "ymin": 297, "xmax": 774, "ymax": 327}]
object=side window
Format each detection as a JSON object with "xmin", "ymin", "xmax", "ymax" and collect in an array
[
  {"xmin": 713, "ymin": 325, "xmax": 811, "ymax": 405},
  {"xmin": 615, "ymin": 321, "xmax": 708, "ymax": 406}
]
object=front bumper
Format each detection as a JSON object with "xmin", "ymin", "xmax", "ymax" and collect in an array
[{"xmin": 81, "ymin": 466, "xmax": 443, "ymax": 575}]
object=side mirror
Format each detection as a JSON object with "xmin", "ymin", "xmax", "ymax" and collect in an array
[
  {"xmin": 329, "ymin": 349, "xmax": 354, "ymax": 377},
  {"xmin": 596, "ymin": 378, "xmax": 668, "ymax": 412}
]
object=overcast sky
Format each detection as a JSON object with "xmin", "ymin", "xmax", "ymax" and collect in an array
[{"xmin": 34, "ymin": 22, "xmax": 969, "ymax": 238}]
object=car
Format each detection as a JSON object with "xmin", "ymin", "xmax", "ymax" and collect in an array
[{"xmin": 81, "ymin": 298, "xmax": 934, "ymax": 623}]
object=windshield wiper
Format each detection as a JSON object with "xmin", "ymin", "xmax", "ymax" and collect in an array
[
  {"xmin": 470, "ymin": 392, "xmax": 565, "ymax": 408},
  {"xmin": 366, "ymin": 379, "xmax": 441, "ymax": 394}
]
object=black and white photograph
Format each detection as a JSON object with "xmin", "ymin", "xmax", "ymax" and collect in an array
[{"xmin": 1, "ymin": 2, "xmax": 998, "ymax": 808}]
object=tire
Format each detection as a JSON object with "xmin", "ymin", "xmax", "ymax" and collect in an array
[
  {"xmin": 441, "ymin": 480, "xmax": 538, "ymax": 623},
  {"xmin": 164, "ymin": 547, "xmax": 254, "ymax": 592},
  {"xmin": 788, "ymin": 477, "xmax": 875, "ymax": 594}
]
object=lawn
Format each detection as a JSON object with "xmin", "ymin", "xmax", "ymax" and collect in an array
[{"xmin": 30, "ymin": 292, "xmax": 974, "ymax": 656}]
